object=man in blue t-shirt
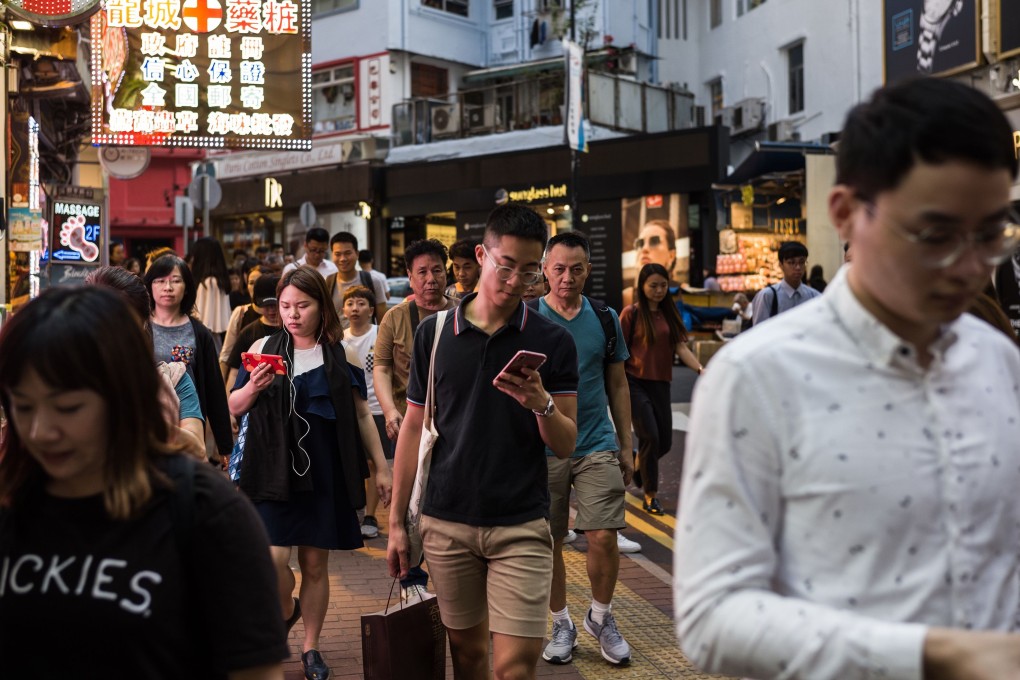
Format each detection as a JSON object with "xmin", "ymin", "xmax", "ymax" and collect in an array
[{"xmin": 535, "ymin": 231, "xmax": 634, "ymax": 667}]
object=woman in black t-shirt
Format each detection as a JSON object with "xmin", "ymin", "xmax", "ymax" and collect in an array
[{"xmin": 0, "ymin": 287, "xmax": 288, "ymax": 679}]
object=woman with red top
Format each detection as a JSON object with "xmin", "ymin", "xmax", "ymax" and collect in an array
[{"xmin": 619, "ymin": 263, "xmax": 702, "ymax": 515}]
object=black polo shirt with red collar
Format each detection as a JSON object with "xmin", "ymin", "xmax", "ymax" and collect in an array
[{"xmin": 406, "ymin": 293, "xmax": 578, "ymax": 527}]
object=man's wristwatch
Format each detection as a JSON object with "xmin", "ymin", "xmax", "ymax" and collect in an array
[{"xmin": 533, "ymin": 394, "xmax": 556, "ymax": 417}]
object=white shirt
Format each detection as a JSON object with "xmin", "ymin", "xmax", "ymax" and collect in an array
[
  {"xmin": 750, "ymin": 278, "xmax": 821, "ymax": 325},
  {"xmin": 675, "ymin": 267, "xmax": 1020, "ymax": 680},
  {"xmin": 283, "ymin": 256, "xmax": 338, "ymax": 278},
  {"xmin": 194, "ymin": 276, "xmax": 231, "ymax": 333},
  {"xmin": 343, "ymin": 325, "xmax": 381, "ymax": 414}
]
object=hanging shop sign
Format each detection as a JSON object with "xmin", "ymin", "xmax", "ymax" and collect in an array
[
  {"xmin": 50, "ymin": 191, "xmax": 104, "ymax": 264},
  {"xmin": 6, "ymin": 0, "xmax": 102, "ymax": 27},
  {"xmin": 90, "ymin": 0, "xmax": 311, "ymax": 150}
]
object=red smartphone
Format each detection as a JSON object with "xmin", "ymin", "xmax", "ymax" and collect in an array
[
  {"xmin": 499, "ymin": 350, "xmax": 547, "ymax": 376},
  {"xmin": 241, "ymin": 352, "xmax": 287, "ymax": 375}
]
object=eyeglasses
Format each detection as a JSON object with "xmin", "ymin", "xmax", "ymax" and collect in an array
[
  {"xmin": 781, "ymin": 257, "xmax": 807, "ymax": 269},
  {"xmin": 154, "ymin": 277, "xmax": 184, "ymax": 287},
  {"xmin": 634, "ymin": 235, "xmax": 664, "ymax": 250},
  {"xmin": 482, "ymin": 245, "xmax": 543, "ymax": 285},
  {"xmin": 306, "ymin": 246, "xmax": 328, "ymax": 256},
  {"xmin": 864, "ymin": 203, "xmax": 1020, "ymax": 269}
]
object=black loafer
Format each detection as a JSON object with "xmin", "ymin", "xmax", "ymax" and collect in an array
[
  {"xmin": 285, "ymin": 597, "xmax": 302, "ymax": 635},
  {"xmin": 643, "ymin": 498, "xmax": 664, "ymax": 515},
  {"xmin": 302, "ymin": 649, "xmax": 330, "ymax": 680}
]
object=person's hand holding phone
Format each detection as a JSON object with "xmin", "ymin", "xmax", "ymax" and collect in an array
[
  {"xmin": 248, "ymin": 361, "xmax": 278, "ymax": 393},
  {"xmin": 493, "ymin": 350, "xmax": 550, "ymax": 412}
]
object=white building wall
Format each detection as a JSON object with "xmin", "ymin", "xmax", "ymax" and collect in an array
[{"xmin": 657, "ymin": 0, "xmax": 884, "ymax": 147}]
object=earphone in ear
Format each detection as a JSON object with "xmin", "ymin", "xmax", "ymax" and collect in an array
[{"xmin": 282, "ymin": 330, "xmax": 312, "ymax": 477}]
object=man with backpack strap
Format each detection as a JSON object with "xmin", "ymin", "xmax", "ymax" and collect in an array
[
  {"xmin": 531, "ymin": 230, "xmax": 635, "ymax": 667},
  {"xmin": 325, "ymin": 231, "xmax": 389, "ymax": 328},
  {"xmin": 750, "ymin": 241, "xmax": 821, "ymax": 326}
]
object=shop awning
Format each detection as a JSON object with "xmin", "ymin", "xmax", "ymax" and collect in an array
[
  {"xmin": 717, "ymin": 141, "xmax": 833, "ymax": 187},
  {"xmin": 720, "ymin": 149, "xmax": 805, "ymax": 186}
]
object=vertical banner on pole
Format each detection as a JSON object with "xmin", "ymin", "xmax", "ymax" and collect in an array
[{"xmin": 565, "ymin": 40, "xmax": 587, "ymax": 153}]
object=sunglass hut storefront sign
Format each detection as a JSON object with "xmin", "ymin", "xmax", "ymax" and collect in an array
[{"xmin": 90, "ymin": 0, "xmax": 311, "ymax": 150}]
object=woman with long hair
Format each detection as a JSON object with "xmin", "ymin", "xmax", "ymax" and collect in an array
[
  {"xmin": 0, "ymin": 287, "xmax": 288, "ymax": 678},
  {"xmin": 229, "ymin": 266, "xmax": 392, "ymax": 680},
  {"xmin": 189, "ymin": 237, "xmax": 232, "ymax": 340},
  {"xmin": 619, "ymin": 263, "xmax": 702, "ymax": 515},
  {"xmin": 144, "ymin": 254, "xmax": 233, "ymax": 466}
]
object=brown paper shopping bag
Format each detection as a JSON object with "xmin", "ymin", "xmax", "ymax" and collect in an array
[{"xmin": 362, "ymin": 584, "xmax": 446, "ymax": 680}]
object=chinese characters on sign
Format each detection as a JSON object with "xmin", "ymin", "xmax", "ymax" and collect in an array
[{"xmin": 91, "ymin": 0, "xmax": 310, "ymax": 149}]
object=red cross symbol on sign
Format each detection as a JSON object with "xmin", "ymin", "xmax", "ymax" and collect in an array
[{"xmin": 182, "ymin": 0, "xmax": 223, "ymax": 33}]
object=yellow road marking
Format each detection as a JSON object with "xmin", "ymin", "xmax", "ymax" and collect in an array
[
  {"xmin": 624, "ymin": 492, "xmax": 676, "ymax": 530},
  {"xmin": 623, "ymin": 506, "xmax": 674, "ymax": 551}
]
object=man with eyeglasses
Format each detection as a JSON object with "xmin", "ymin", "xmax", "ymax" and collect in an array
[
  {"xmin": 675, "ymin": 78, "xmax": 1020, "ymax": 680},
  {"xmin": 532, "ymin": 230, "xmax": 635, "ymax": 667},
  {"xmin": 282, "ymin": 227, "xmax": 337, "ymax": 279},
  {"xmin": 750, "ymin": 241, "xmax": 821, "ymax": 326},
  {"xmin": 387, "ymin": 204, "xmax": 579, "ymax": 680}
]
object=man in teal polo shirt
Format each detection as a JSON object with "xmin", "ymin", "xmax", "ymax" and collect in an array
[{"xmin": 535, "ymin": 230, "xmax": 635, "ymax": 667}]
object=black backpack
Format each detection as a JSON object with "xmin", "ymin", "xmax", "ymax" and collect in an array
[
  {"xmin": 751, "ymin": 284, "xmax": 780, "ymax": 326},
  {"xmin": 526, "ymin": 295, "xmax": 619, "ymax": 367}
]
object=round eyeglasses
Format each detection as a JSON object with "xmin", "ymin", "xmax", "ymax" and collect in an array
[
  {"xmin": 482, "ymin": 245, "xmax": 544, "ymax": 285},
  {"xmin": 864, "ymin": 203, "xmax": 1020, "ymax": 269}
]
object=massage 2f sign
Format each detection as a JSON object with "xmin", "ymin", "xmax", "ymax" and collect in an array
[{"xmin": 50, "ymin": 189, "xmax": 104, "ymax": 265}]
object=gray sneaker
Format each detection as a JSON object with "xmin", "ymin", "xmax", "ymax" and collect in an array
[
  {"xmin": 542, "ymin": 619, "xmax": 578, "ymax": 664},
  {"xmin": 583, "ymin": 609, "xmax": 631, "ymax": 665}
]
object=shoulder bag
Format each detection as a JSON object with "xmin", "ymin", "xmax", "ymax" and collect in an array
[{"xmin": 405, "ymin": 310, "xmax": 448, "ymax": 567}]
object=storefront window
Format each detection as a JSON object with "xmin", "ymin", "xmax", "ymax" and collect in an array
[{"xmin": 312, "ymin": 65, "xmax": 357, "ymax": 134}]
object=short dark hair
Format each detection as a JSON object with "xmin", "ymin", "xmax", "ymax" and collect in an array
[
  {"xmin": 449, "ymin": 238, "xmax": 479, "ymax": 260},
  {"xmin": 342, "ymin": 285, "xmax": 377, "ymax": 308},
  {"xmin": 837, "ymin": 78, "xmax": 1019, "ymax": 201},
  {"xmin": 484, "ymin": 203, "xmax": 548, "ymax": 249},
  {"xmin": 144, "ymin": 254, "xmax": 197, "ymax": 316},
  {"xmin": 404, "ymin": 239, "xmax": 449, "ymax": 271},
  {"xmin": 305, "ymin": 227, "xmax": 330, "ymax": 245},
  {"xmin": 330, "ymin": 231, "xmax": 358, "ymax": 250},
  {"xmin": 255, "ymin": 245, "xmax": 271, "ymax": 256},
  {"xmin": 545, "ymin": 231, "xmax": 590, "ymax": 260},
  {"xmin": 778, "ymin": 241, "xmax": 808, "ymax": 262},
  {"xmin": 358, "ymin": 249, "xmax": 373, "ymax": 264}
]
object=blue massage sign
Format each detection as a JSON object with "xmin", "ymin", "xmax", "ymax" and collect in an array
[{"xmin": 50, "ymin": 191, "xmax": 104, "ymax": 264}]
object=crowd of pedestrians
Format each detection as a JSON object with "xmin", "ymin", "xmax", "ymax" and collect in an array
[{"xmin": 4, "ymin": 76, "xmax": 1020, "ymax": 680}]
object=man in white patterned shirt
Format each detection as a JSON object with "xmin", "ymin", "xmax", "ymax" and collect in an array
[{"xmin": 676, "ymin": 78, "xmax": 1020, "ymax": 679}]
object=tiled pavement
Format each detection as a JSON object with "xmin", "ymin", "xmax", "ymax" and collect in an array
[{"xmin": 280, "ymin": 505, "xmax": 725, "ymax": 680}]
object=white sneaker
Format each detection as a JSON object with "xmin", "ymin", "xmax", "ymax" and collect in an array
[
  {"xmin": 563, "ymin": 529, "xmax": 577, "ymax": 544},
  {"xmin": 617, "ymin": 532, "xmax": 642, "ymax": 553}
]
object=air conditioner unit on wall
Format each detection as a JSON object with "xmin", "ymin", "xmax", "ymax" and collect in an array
[
  {"xmin": 713, "ymin": 107, "xmax": 734, "ymax": 129},
  {"xmin": 431, "ymin": 103, "xmax": 461, "ymax": 137},
  {"xmin": 466, "ymin": 104, "xmax": 498, "ymax": 131},
  {"xmin": 731, "ymin": 97, "xmax": 764, "ymax": 136},
  {"xmin": 767, "ymin": 119, "xmax": 799, "ymax": 142}
]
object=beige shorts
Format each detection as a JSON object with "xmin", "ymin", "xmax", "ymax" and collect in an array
[
  {"xmin": 421, "ymin": 515, "xmax": 553, "ymax": 638},
  {"xmin": 548, "ymin": 450, "xmax": 626, "ymax": 539}
]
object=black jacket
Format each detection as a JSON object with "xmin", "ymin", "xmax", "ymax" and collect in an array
[
  {"xmin": 238, "ymin": 331, "xmax": 370, "ymax": 509},
  {"xmin": 188, "ymin": 317, "xmax": 233, "ymax": 460}
]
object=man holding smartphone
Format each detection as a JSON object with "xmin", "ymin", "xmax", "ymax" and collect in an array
[{"xmin": 387, "ymin": 204, "xmax": 579, "ymax": 680}]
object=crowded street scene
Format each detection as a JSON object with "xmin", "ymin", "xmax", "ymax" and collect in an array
[{"xmin": 3, "ymin": 1, "xmax": 1020, "ymax": 679}]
